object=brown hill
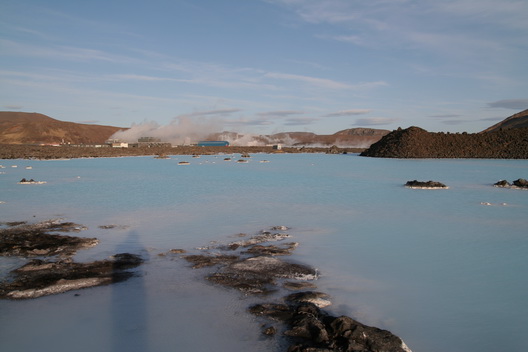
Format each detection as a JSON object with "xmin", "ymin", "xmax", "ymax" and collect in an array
[
  {"xmin": 0, "ymin": 111, "xmax": 388, "ymax": 147},
  {"xmin": 0, "ymin": 112, "xmax": 125, "ymax": 145},
  {"xmin": 360, "ymin": 126, "xmax": 528, "ymax": 158},
  {"xmin": 481, "ymin": 109, "xmax": 528, "ymax": 132}
]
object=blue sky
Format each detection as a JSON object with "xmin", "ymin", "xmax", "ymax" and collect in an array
[{"xmin": 1, "ymin": 0, "xmax": 527, "ymax": 134}]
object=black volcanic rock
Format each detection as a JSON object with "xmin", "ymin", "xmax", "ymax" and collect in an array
[
  {"xmin": 250, "ymin": 302, "xmax": 412, "ymax": 352},
  {"xmin": 513, "ymin": 178, "xmax": 528, "ymax": 188},
  {"xmin": 0, "ymin": 253, "xmax": 143, "ymax": 299},
  {"xmin": 405, "ymin": 180, "xmax": 448, "ymax": 189},
  {"xmin": 494, "ymin": 180, "xmax": 511, "ymax": 187},
  {"xmin": 360, "ymin": 126, "xmax": 528, "ymax": 158}
]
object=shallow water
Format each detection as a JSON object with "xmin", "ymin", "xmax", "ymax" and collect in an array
[{"xmin": 1, "ymin": 154, "xmax": 527, "ymax": 352}]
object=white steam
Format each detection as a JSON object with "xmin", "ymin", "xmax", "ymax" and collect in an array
[{"xmin": 110, "ymin": 116, "xmax": 224, "ymax": 145}]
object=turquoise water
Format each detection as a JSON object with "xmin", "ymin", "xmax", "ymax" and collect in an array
[{"xmin": 1, "ymin": 154, "xmax": 527, "ymax": 351}]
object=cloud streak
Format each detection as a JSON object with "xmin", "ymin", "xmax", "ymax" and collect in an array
[
  {"xmin": 323, "ymin": 109, "xmax": 371, "ymax": 117},
  {"xmin": 354, "ymin": 117, "xmax": 397, "ymax": 126},
  {"xmin": 487, "ymin": 99, "xmax": 528, "ymax": 110}
]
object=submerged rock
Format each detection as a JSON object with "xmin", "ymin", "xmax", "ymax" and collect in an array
[
  {"xmin": 242, "ymin": 242, "xmax": 298, "ymax": 256},
  {"xmin": 283, "ymin": 281, "xmax": 318, "ymax": 291},
  {"xmin": 0, "ymin": 220, "xmax": 97, "ymax": 257},
  {"xmin": 226, "ymin": 231, "xmax": 291, "ymax": 249},
  {"xmin": 285, "ymin": 291, "xmax": 331, "ymax": 308},
  {"xmin": 0, "ymin": 253, "xmax": 143, "ymax": 299},
  {"xmin": 183, "ymin": 254, "xmax": 239, "ymax": 268}
]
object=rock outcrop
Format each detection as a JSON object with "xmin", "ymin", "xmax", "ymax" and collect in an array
[
  {"xmin": 181, "ymin": 226, "xmax": 411, "ymax": 352},
  {"xmin": 0, "ymin": 220, "xmax": 143, "ymax": 299},
  {"xmin": 360, "ymin": 126, "xmax": 528, "ymax": 158},
  {"xmin": 405, "ymin": 180, "xmax": 448, "ymax": 189},
  {"xmin": 494, "ymin": 178, "xmax": 528, "ymax": 189}
]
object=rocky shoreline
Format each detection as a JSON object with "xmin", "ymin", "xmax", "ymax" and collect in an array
[
  {"xmin": 0, "ymin": 144, "xmax": 361, "ymax": 159},
  {"xmin": 0, "ymin": 220, "xmax": 411, "ymax": 351}
]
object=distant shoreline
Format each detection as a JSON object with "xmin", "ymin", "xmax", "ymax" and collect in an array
[{"xmin": 0, "ymin": 144, "xmax": 363, "ymax": 159}]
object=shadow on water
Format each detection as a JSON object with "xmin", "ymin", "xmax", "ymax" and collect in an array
[{"xmin": 111, "ymin": 230, "xmax": 149, "ymax": 352}]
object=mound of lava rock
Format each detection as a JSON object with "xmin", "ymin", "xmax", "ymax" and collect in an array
[{"xmin": 360, "ymin": 126, "xmax": 528, "ymax": 158}]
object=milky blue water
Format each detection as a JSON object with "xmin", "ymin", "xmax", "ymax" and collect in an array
[{"xmin": 1, "ymin": 154, "xmax": 527, "ymax": 352}]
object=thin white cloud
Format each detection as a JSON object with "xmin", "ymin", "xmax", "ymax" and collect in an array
[
  {"xmin": 179, "ymin": 109, "xmax": 242, "ymax": 118},
  {"xmin": 271, "ymin": 0, "xmax": 528, "ymax": 69},
  {"xmin": 265, "ymin": 72, "xmax": 387, "ymax": 90},
  {"xmin": 265, "ymin": 72, "xmax": 352, "ymax": 89},
  {"xmin": 257, "ymin": 110, "xmax": 305, "ymax": 117},
  {"xmin": 354, "ymin": 117, "xmax": 397, "ymax": 126},
  {"xmin": 284, "ymin": 117, "xmax": 318, "ymax": 126},
  {"xmin": 430, "ymin": 114, "xmax": 461, "ymax": 118},
  {"xmin": 0, "ymin": 39, "xmax": 138, "ymax": 64},
  {"xmin": 323, "ymin": 109, "xmax": 371, "ymax": 117}
]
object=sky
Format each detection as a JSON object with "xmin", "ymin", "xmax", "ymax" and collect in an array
[{"xmin": 1, "ymin": 0, "xmax": 527, "ymax": 135}]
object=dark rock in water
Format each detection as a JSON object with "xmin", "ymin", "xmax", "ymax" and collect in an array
[
  {"xmin": 262, "ymin": 325, "xmax": 277, "ymax": 336},
  {"xmin": 207, "ymin": 271, "xmax": 275, "ymax": 294},
  {"xmin": 230, "ymin": 256, "xmax": 317, "ymax": 280},
  {"xmin": 183, "ymin": 226, "xmax": 412, "ymax": 352},
  {"xmin": 405, "ymin": 180, "xmax": 448, "ymax": 189},
  {"xmin": 0, "ymin": 253, "xmax": 143, "ymax": 299},
  {"xmin": 494, "ymin": 180, "xmax": 511, "ymax": 187},
  {"xmin": 285, "ymin": 291, "xmax": 331, "ymax": 308},
  {"xmin": 205, "ymin": 256, "xmax": 317, "ymax": 294},
  {"xmin": 249, "ymin": 303, "xmax": 295, "ymax": 322},
  {"xmin": 169, "ymin": 248, "xmax": 187, "ymax": 254},
  {"xmin": 226, "ymin": 231, "xmax": 291, "ymax": 249},
  {"xmin": 183, "ymin": 254, "xmax": 239, "ymax": 268},
  {"xmin": 242, "ymin": 242, "xmax": 298, "ymax": 256},
  {"xmin": 0, "ymin": 220, "xmax": 97, "ymax": 257},
  {"xmin": 283, "ymin": 281, "xmax": 317, "ymax": 291},
  {"xmin": 513, "ymin": 178, "xmax": 528, "ymax": 188},
  {"xmin": 250, "ymin": 302, "xmax": 412, "ymax": 352},
  {"xmin": 493, "ymin": 178, "xmax": 528, "ymax": 189}
]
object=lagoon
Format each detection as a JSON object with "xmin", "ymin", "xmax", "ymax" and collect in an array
[{"xmin": 1, "ymin": 154, "xmax": 527, "ymax": 352}]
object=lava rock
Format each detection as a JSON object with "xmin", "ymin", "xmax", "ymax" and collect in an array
[
  {"xmin": 494, "ymin": 180, "xmax": 511, "ymax": 187},
  {"xmin": 405, "ymin": 180, "xmax": 448, "ymax": 189},
  {"xmin": 513, "ymin": 178, "xmax": 528, "ymax": 188},
  {"xmin": 0, "ymin": 253, "xmax": 143, "ymax": 299},
  {"xmin": 0, "ymin": 220, "xmax": 97, "ymax": 257}
]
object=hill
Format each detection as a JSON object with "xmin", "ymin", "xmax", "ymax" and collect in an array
[
  {"xmin": 481, "ymin": 109, "xmax": 528, "ymax": 132},
  {"xmin": 360, "ymin": 126, "xmax": 528, "ymax": 158},
  {"xmin": 361, "ymin": 109, "xmax": 528, "ymax": 159},
  {"xmin": 0, "ymin": 111, "xmax": 388, "ymax": 147},
  {"xmin": 0, "ymin": 112, "xmax": 125, "ymax": 145}
]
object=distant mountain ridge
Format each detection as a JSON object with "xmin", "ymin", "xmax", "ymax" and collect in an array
[
  {"xmin": 0, "ymin": 112, "xmax": 124, "ymax": 145},
  {"xmin": 0, "ymin": 111, "xmax": 389, "ymax": 147},
  {"xmin": 481, "ymin": 109, "xmax": 528, "ymax": 132}
]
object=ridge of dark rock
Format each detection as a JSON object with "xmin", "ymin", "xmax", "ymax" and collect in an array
[{"xmin": 360, "ymin": 126, "xmax": 528, "ymax": 158}]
